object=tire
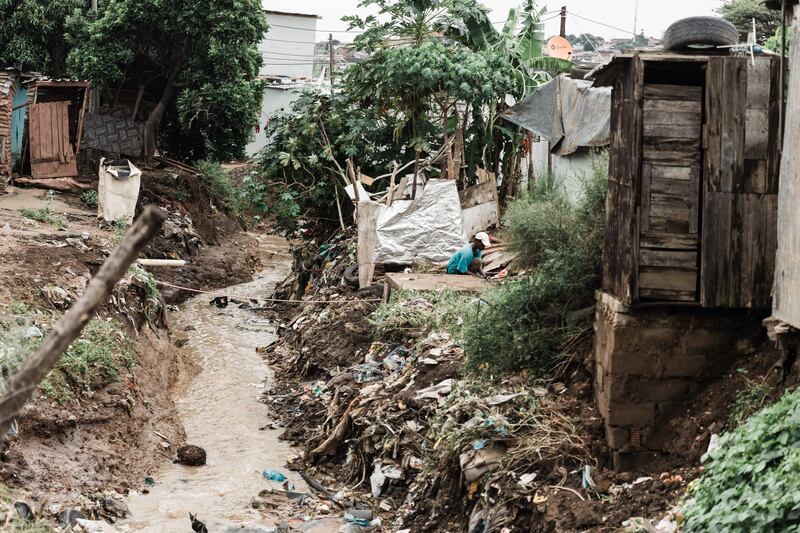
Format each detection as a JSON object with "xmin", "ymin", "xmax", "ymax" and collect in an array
[
  {"xmin": 662, "ymin": 16, "xmax": 739, "ymax": 51},
  {"xmin": 343, "ymin": 263, "xmax": 359, "ymax": 288}
]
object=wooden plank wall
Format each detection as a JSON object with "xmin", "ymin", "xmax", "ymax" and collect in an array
[
  {"xmin": 29, "ymin": 101, "xmax": 78, "ymax": 179},
  {"xmin": 701, "ymin": 56, "xmax": 779, "ymax": 308},
  {"xmin": 602, "ymin": 54, "xmax": 643, "ymax": 304},
  {"xmin": 773, "ymin": 4, "xmax": 800, "ymax": 326},
  {"xmin": 0, "ymin": 72, "xmax": 13, "ymax": 181},
  {"xmin": 638, "ymin": 83, "xmax": 702, "ymax": 302}
]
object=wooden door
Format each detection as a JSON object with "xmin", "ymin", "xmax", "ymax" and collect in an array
[
  {"xmin": 29, "ymin": 101, "xmax": 77, "ymax": 179},
  {"xmin": 637, "ymin": 84, "xmax": 702, "ymax": 301}
]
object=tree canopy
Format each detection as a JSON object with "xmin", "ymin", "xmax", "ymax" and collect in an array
[
  {"xmin": 66, "ymin": 0, "xmax": 267, "ymax": 162},
  {"xmin": 717, "ymin": 0, "xmax": 781, "ymax": 44},
  {"xmin": 0, "ymin": 0, "xmax": 82, "ymax": 76}
]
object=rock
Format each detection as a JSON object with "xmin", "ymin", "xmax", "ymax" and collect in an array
[
  {"xmin": 59, "ymin": 509, "xmax": 86, "ymax": 526},
  {"xmin": 14, "ymin": 501, "xmax": 33, "ymax": 520},
  {"xmin": 102, "ymin": 497, "xmax": 129, "ymax": 518},
  {"xmin": 174, "ymin": 337, "xmax": 189, "ymax": 348},
  {"xmin": 176, "ymin": 444, "xmax": 207, "ymax": 466},
  {"xmin": 24, "ymin": 326, "xmax": 43, "ymax": 339},
  {"xmin": 75, "ymin": 518, "xmax": 123, "ymax": 532}
]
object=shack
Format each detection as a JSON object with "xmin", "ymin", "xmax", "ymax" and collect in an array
[
  {"xmin": 589, "ymin": 50, "xmax": 781, "ymax": 470},
  {"xmin": 501, "ymin": 74, "xmax": 611, "ymax": 203},
  {"xmin": 0, "ymin": 70, "xmax": 89, "ymax": 187},
  {"xmin": 592, "ymin": 51, "xmax": 780, "ymax": 307}
]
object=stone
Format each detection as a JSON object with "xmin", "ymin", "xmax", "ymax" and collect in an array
[{"xmin": 176, "ymin": 444, "xmax": 207, "ymax": 466}]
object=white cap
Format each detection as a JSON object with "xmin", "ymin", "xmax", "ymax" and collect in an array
[{"xmin": 474, "ymin": 231, "xmax": 491, "ymax": 247}]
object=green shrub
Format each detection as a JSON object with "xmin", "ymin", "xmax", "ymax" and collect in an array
[
  {"xmin": 463, "ymin": 153, "xmax": 607, "ymax": 375},
  {"xmin": 196, "ymin": 160, "xmax": 243, "ymax": 218},
  {"xmin": 81, "ymin": 190, "xmax": 98, "ymax": 209},
  {"xmin": 683, "ymin": 387, "xmax": 800, "ymax": 532}
]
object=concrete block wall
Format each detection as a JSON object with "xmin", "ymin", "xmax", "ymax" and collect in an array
[{"xmin": 593, "ymin": 292, "xmax": 764, "ymax": 471}]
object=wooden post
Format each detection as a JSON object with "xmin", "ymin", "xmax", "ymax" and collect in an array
[
  {"xmin": 560, "ymin": 6, "xmax": 567, "ymax": 37},
  {"xmin": 356, "ymin": 201, "xmax": 379, "ymax": 289},
  {"xmin": 0, "ymin": 206, "xmax": 165, "ymax": 439},
  {"xmin": 74, "ymin": 86, "xmax": 89, "ymax": 159},
  {"xmin": 386, "ymin": 161, "xmax": 399, "ymax": 207}
]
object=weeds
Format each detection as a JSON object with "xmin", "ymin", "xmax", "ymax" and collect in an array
[
  {"xmin": 684, "ymin": 387, "xmax": 800, "ymax": 532},
  {"xmin": 20, "ymin": 191, "xmax": 67, "ymax": 230},
  {"xmin": 463, "ymin": 153, "xmax": 607, "ymax": 375},
  {"xmin": 111, "ymin": 218, "xmax": 128, "ymax": 244},
  {"xmin": 196, "ymin": 160, "xmax": 244, "ymax": 218},
  {"xmin": 727, "ymin": 368, "xmax": 771, "ymax": 428},
  {"xmin": 128, "ymin": 264, "xmax": 161, "ymax": 322},
  {"xmin": 370, "ymin": 289, "xmax": 475, "ymax": 342},
  {"xmin": 0, "ymin": 304, "xmax": 135, "ymax": 403},
  {"xmin": 81, "ymin": 190, "xmax": 98, "ymax": 209}
]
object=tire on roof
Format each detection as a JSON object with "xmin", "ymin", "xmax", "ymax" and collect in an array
[{"xmin": 662, "ymin": 16, "xmax": 739, "ymax": 51}]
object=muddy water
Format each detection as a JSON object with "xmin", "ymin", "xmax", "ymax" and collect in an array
[{"xmin": 120, "ymin": 236, "xmax": 304, "ymax": 532}]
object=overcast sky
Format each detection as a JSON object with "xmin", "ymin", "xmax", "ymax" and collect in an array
[{"xmin": 266, "ymin": 0, "xmax": 722, "ymax": 43}]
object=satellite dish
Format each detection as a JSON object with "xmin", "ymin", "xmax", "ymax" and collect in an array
[{"xmin": 546, "ymin": 36, "xmax": 573, "ymax": 61}]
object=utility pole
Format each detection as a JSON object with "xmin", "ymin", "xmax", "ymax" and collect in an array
[
  {"xmin": 632, "ymin": 0, "xmax": 639, "ymax": 44},
  {"xmin": 560, "ymin": 6, "xmax": 567, "ymax": 37},
  {"xmin": 328, "ymin": 33, "xmax": 335, "ymax": 98}
]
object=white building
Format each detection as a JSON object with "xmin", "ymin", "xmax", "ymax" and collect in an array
[{"xmin": 247, "ymin": 8, "xmax": 320, "ymax": 156}]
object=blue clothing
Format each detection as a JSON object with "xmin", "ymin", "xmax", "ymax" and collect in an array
[{"xmin": 447, "ymin": 244, "xmax": 482, "ymax": 274}]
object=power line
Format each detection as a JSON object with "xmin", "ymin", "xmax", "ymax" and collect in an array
[
  {"xmin": 262, "ymin": 50, "xmax": 320, "ymax": 58},
  {"xmin": 567, "ymin": 10, "xmax": 636, "ymax": 36},
  {"xmin": 266, "ymin": 9, "xmax": 563, "ymax": 34}
]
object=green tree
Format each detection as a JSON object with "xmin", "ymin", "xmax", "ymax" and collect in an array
[
  {"xmin": 0, "ymin": 0, "xmax": 83, "ymax": 76},
  {"xmin": 67, "ymin": 0, "xmax": 267, "ymax": 162},
  {"xmin": 717, "ymin": 0, "xmax": 781, "ymax": 45}
]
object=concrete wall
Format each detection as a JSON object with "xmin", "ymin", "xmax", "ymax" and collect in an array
[
  {"xmin": 261, "ymin": 10, "xmax": 318, "ymax": 79},
  {"xmin": 529, "ymin": 140, "xmax": 598, "ymax": 204},
  {"xmin": 247, "ymin": 85, "xmax": 303, "ymax": 156},
  {"xmin": 593, "ymin": 292, "xmax": 764, "ymax": 471}
]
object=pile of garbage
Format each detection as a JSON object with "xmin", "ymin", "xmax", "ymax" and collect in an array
[{"xmin": 261, "ymin": 231, "xmax": 701, "ymax": 531}]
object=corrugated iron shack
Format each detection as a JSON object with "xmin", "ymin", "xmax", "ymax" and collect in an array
[{"xmin": 591, "ymin": 51, "xmax": 781, "ymax": 308}]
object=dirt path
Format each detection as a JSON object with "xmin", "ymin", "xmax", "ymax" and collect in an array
[{"xmin": 120, "ymin": 235, "xmax": 310, "ymax": 532}]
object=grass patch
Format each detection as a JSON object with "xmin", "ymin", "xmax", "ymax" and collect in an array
[
  {"xmin": 463, "ymin": 153, "xmax": 607, "ymax": 376},
  {"xmin": 370, "ymin": 289, "xmax": 475, "ymax": 342},
  {"xmin": 0, "ymin": 304, "xmax": 136, "ymax": 403},
  {"xmin": 196, "ymin": 160, "xmax": 244, "ymax": 218},
  {"xmin": 728, "ymin": 368, "xmax": 771, "ymax": 429},
  {"xmin": 20, "ymin": 191, "xmax": 67, "ymax": 230}
]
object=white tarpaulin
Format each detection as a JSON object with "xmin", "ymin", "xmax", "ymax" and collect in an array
[{"xmin": 372, "ymin": 179, "xmax": 467, "ymax": 264}]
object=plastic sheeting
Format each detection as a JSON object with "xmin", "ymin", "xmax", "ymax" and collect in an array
[
  {"xmin": 500, "ymin": 75, "xmax": 611, "ymax": 156},
  {"xmin": 372, "ymin": 179, "xmax": 467, "ymax": 264}
]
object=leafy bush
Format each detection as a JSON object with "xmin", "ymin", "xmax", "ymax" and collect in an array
[
  {"xmin": 21, "ymin": 191, "xmax": 67, "ymax": 230},
  {"xmin": 464, "ymin": 153, "xmax": 607, "ymax": 374},
  {"xmin": 683, "ymin": 387, "xmax": 800, "ymax": 532},
  {"xmin": 81, "ymin": 190, "xmax": 98, "ymax": 209}
]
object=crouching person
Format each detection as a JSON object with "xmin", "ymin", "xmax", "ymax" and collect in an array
[{"xmin": 446, "ymin": 232, "xmax": 490, "ymax": 275}]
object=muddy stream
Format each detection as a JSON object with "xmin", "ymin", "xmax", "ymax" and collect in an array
[{"xmin": 120, "ymin": 236, "xmax": 321, "ymax": 532}]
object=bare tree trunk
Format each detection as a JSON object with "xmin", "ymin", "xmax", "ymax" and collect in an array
[{"xmin": 143, "ymin": 60, "xmax": 184, "ymax": 165}]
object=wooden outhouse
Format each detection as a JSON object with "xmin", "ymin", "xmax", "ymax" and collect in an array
[
  {"xmin": 591, "ymin": 51, "xmax": 780, "ymax": 308},
  {"xmin": 0, "ymin": 71, "xmax": 88, "ymax": 186}
]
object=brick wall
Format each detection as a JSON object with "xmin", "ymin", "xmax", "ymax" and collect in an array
[{"xmin": 593, "ymin": 292, "xmax": 764, "ymax": 471}]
